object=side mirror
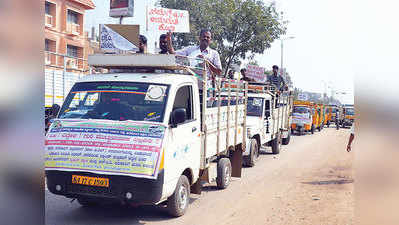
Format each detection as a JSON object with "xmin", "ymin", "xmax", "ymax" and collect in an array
[
  {"xmin": 171, "ymin": 108, "xmax": 186, "ymax": 128},
  {"xmin": 51, "ymin": 104, "xmax": 61, "ymax": 117}
]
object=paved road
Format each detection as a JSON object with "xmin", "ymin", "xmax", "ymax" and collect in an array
[{"xmin": 46, "ymin": 127, "xmax": 354, "ymax": 225}]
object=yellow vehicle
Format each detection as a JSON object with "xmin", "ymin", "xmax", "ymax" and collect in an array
[
  {"xmin": 325, "ymin": 106, "xmax": 333, "ymax": 127},
  {"xmin": 311, "ymin": 103, "xmax": 324, "ymax": 132},
  {"xmin": 341, "ymin": 105, "xmax": 355, "ymax": 128},
  {"xmin": 330, "ymin": 105, "xmax": 338, "ymax": 121},
  {"xmin": 320, "ymin": 104, "xmax": 328, "ymax": 128},
  {"xmin": 291, "ymin": 100, "xmax": 313, "ymax": 135}
]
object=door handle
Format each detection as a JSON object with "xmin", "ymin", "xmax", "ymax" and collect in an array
[{"xmin": 192, "ymin": 127, "xmax": 197, "ymax": 132}]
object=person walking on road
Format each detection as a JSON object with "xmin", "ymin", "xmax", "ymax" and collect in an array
[{"xmin": 347, "ymin": 125, "xmax": 355, "ymax": 152}]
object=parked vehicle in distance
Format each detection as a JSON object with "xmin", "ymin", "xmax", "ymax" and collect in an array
[
  {"xmin": 291, "ymin": 100, "xmax": 313, "ymax": 135},
  {"xmin": 341, "ymin": 105, "xmax": 355, "ymax": 128}
]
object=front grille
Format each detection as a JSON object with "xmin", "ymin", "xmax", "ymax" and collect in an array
[{"xmin": 67, "ymin": 184, "xmax": 117, "ymax": 197}]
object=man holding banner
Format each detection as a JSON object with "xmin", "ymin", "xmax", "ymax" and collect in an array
[{"xmin": 166, "ymin": 29, "xmax": 222, "ymax": 76}]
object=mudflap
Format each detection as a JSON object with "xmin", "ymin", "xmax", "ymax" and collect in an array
[
  {"xmin": 190, "ymin": 179, "xmax": 202, "ymax": 195},
  {"xmin": 230, "ymin": 145, "xmax": 243, "ymax": 178}
]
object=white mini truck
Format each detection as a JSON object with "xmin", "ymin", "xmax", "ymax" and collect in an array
[
  {"xmin": 243, "ymin": 85, "xmax": 293, "ymax": 167},
  {"xmin": 45, "ymin": 54, "xmax": 248, "ymax": 217}
]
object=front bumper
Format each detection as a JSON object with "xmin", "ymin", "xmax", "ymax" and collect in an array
[{"xmin": 46, "ymin": 170, "xmax": 164, "ymax": 204}]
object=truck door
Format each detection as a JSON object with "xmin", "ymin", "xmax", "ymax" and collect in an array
[{"xmin": 168, "ymin": 85, "xmax": 201, "ymax": 183}]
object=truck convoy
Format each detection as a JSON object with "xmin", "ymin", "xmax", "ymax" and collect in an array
[
  {"xmin": 291, "ymin": 100, "xmax": 313, "ymax": 135},
  {"xmin": 244, "ymin": 84, "xmax": 292, "ymax": 166},
  {"xmin": 45, "ymin": 54, "xmax": 250, "ymax": 216}
]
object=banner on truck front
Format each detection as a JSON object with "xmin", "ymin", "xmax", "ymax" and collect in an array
[
  {"xmin": 45, "ymin": 120, "xmax": 166, "ymax": 179},
  {"xmin": 147, "ymin": 7, "xmax": 190, "ymax": 33},
  {"xmin": 246, "ymin": 65, "xmax": 266, "ymax": 83}
]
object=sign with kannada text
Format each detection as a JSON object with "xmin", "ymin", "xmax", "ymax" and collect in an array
[
  {"xmin": 246, "ymin": 65, "xmax": 266, "ymax": 83},
  {"xmin": 147, "ymin": 7, "xmax": 190, "ymax": 33},
  {"xmin": 45, "ymin": 120, "xmax": 166, "ymax": 179},
  {"xmin": 110, "ymin": 0, "xmax": 134, "ymax": 17},
  {"xmin": 99, "ymin": 24, "xmax": 139, "ymax": 52}
]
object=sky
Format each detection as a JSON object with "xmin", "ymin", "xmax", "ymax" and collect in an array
[{"xmin": 83, "ymin": 0, "xmax": 373, "ymax": 105}]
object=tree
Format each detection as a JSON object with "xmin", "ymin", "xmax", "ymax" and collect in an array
[{"xmin": 159, "ymin": 0, "xmax": 286, "ymax": 75}]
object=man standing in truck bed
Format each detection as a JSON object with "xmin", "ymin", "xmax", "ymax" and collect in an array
[
  {"xmin": 268, "ymin": 65, "xmax": 286, "ymax": 92},
  {"xmin": 165, "ymin": 29, "xmax": 222, "ymax": 77}
]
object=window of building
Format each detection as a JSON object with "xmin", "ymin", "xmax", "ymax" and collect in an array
[
  {"xmin": 45, "ymin": 2, "xmax": 51, "ymax": 15},
  {"xmin": 67, "ymin": 45, "xmax": 78, "ymax": 58},
  {"xmin": 67, "ymin": 10, "xmax": 79, "ymax": 24},
  {"xmin": 45, "ymin": 39, "xmax": 50, "ymax": 51}
]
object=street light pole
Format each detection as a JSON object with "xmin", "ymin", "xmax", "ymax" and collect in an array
[{"xmin": 279, "ymin": 36, "xmax": 295, "ymax": 79}]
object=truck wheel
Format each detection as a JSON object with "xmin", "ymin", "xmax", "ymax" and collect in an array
[
  {"xmin": 318, "ymin": 126, "xmax": 321, "ymax": 132},
  {"xmin": 327, "ymin": 121, "xmax": 330, "ymax": 127},
  {"xmin": 216, "ymin": 158, "xmax": 232, "ymax": 189},
  {"xmin": 311, "ymin": 125, "xmax": 314, "ymax": 134},
  {"xmin": 271, "ymin": 133, "xmax": 281, "ymax": 154},
  {"xmin": 77, "ymin": 197, "xmax": 98, "ymax": 207},
  {"xmin": 244, "ymin": 138, "xmax": 258, "ymax": 167},
  {"xmin": 167, "ymin": 175, "xmax": 190, "ymax": 217},
  {"xmin": 282, "ymin": 131, "xmax": 291, "ymax": 145}
]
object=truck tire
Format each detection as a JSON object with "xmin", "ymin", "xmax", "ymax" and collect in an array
[
  {"xmin": 216, "ymin": 158, "xmax": 232, "ymax": 189},
  {"xmin": 282, "ymin": 131, "xmax": 291, "ymax": 145},
  {"xmin": 271, "ymin": 133, "xmax": 281, "ymax": 154},
  {"xmin": 327, "ymin": 121, "xmax": 330, "ymax": 127},
  {"xmin": 318, "ymin": 126, "xmax": 321, "ymax": 132},
  {"xmin": 243, "ymin": 138, "xmax": 259, "ymax": 167},
  {"xmin": 311, "ymin": 125, "xmax": 314, "ymax": 134},
  {"xmin": 167, "ymin": 175, "xmax": 190, "ymax": 217}
]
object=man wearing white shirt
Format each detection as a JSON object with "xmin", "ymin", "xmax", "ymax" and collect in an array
[{"xmin": 166, "ymin": 29, "xmax": 223, "ymax": 76}]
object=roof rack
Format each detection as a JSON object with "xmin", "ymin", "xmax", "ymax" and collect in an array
[{"xmin": 88, "ymin": 53, "xmax": 217, "ymax": 82}]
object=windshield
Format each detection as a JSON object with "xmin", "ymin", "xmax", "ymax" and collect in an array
[
  {"xmin": 332, "ymin": 108, "xmax": 337, "ymax": 113},
  {"xmin": 58, "ymin": 82, "xmax": 169, "ymax": 122},
  {"xmin": 247, "ymin": 97, "xmax": 264, "ymax": 117},
  {"xmin": 293, "ymin": 106, "xmax": 309, "ymax": 114},
  {"xmin": 345, "ymin": 108, "xmax": 355, "ymax": 115}
]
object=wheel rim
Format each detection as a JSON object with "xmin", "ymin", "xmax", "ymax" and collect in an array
[
  {"xmin": 224, "ymin": 166, "xmax": 231, "ymax": 185},
  {"xmin": 178, "ymin": 185, "xmax": 188, "ymax": 210}
]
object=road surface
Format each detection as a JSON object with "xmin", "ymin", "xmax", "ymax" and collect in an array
[{"xmin": 46, "ymin": 127, "xmax": 354, "ymax": 225}]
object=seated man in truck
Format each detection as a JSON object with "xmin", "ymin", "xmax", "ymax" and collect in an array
[{"xmin": 89, "ymin": 92, "xmax": 129, "ymax": 120}]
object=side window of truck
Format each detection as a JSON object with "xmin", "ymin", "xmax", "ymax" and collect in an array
[{"xmin": 172, "ymin": 85, "xmax": 194, "ymax": 121}]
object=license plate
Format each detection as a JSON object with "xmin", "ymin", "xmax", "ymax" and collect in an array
[{"xmin": 72, "ymin": 175, "xmax": 109, "ymax": 187}]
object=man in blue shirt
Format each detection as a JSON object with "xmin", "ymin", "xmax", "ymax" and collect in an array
[{"xmin": 267, "ymin": 65, "xmax": 286, "ymax": 91}]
